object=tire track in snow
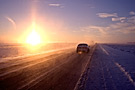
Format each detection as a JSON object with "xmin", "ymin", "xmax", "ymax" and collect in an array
[
  {"xmin": 100, "ymin": 60, "xmax": 107, "ymax": 90},
  {"xmin": 101, "ymin": 58, "xmax": 117, "ymax": 90},
  {"xmin": 100, "ymin": 45, "xmax": 109, "ymax": 55},
  {"xmin": 113, "ymin": 61, "xmax": 135, "ymax": 87},
  {"xmin": 18, "ymin": 52, "xmax": 77, "ymax": 90},
  {"xmin": 100, "ymin": 44, "xmax": 135, "ymax": 87},
  {"xmin": 0, "ymin": 53, "xmax": 68, "ymax": 77}
]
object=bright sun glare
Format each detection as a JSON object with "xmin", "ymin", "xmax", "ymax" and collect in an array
[{"xmin": 26, "ymin": 30, "xmax": 41, "ymax": 46}]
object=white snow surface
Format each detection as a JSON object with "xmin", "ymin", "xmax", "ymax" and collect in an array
[{"xmin": 85, "ymin": 44, "xmax": 135, "ymax": 90}]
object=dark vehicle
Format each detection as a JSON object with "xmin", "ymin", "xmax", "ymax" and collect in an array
[{"xmin": 76, "ymin": 43, "xmax": 90, "ymax": 53}]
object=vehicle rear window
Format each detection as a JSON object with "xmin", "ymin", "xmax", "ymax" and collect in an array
[{"xmin": 78, "ymin": 44, "xmax": 88, "ymax": 46}]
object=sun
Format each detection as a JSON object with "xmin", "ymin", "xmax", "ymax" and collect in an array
[{"xmin": 26, "ymin": 30, "xmax": 41, "ymax": 46}]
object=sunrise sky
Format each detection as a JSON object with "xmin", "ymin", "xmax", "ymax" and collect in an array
[{"xmin": 0, "ymin": 0, "xmax": 135, "ymax": 43}]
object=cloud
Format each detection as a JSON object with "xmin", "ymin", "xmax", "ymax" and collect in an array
[
  {"xmin": 81, "ymin": 25, "xmax": 112, "ymax": 43},
  {"xmin": 5, "ymin": 16, "xmax": 16, "ymax": 29},
  {"xmin": 87, "ymin": 26, "xmax": 107, "ymax": 34},
  {"xmin": 88, "ymin": 4, "xmax": 95, "ymax": 8},
  {"xmin": 129, "ymin": 11, "xmax": 135, "ymax": 15},
  {"xmin": 97, "ymin": 13, "xmax": 118, "ymax": 18},
  {"xmin": 111, "ymin": 23, "xmax": 135, "ymax": 34},
  {"xmin": 81, "ymin": 13, "xmax": 135, "ymax": 43},
  {"xmin": 48, "ymin": 3, "xmax": 64, "ymax": 8},
  {"xmin": 81, "ymin": 15, "xmax": 135, "ymax": 36},
  {"xmin": 81, "ymin": 25, "xmax": 108, "ymax": 35},
  {"xmin": 112, "ymin": 17, "xmax": 126, "ymax": 22},
  {"xmin": 127, "ymin": 16, "xmax": 135, "ymax": 23},
  {"xmin": 105, "ymin": 16, "xmax": 135, "ymax": 34}
]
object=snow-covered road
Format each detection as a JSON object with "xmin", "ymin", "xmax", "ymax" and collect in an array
[{"xmin": 85, "ymin": 44, "xmax": 135, "ymax": 90}]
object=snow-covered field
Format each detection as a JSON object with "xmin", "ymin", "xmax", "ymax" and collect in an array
[
  {"xmin": 106, "ymin": 44, "xmax": 135, "ymax": 55},
  {"xmin": 0, "ymin": 43, "xmax": 76, "ymax": 58},
  {"xmin": 85, "ymin": 44, "xmax": 135, "ymax": 90}
]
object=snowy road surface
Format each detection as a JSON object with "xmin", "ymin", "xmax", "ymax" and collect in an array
[
  {"xmin": 1, "ymin": 44, "xmax": 135, "ymax": 90},
  {"xmin": 85, "ymin": 44, "xmax": 135, "ymax": 90},
  {"xmin": 0, "ymin": 47, "xmax": 94, "ymax": 90}
]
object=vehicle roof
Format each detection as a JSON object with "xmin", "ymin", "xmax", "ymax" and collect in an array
[{"xmin": 78, "ymin": 43, "xmax": 88, "ymax": 46}]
